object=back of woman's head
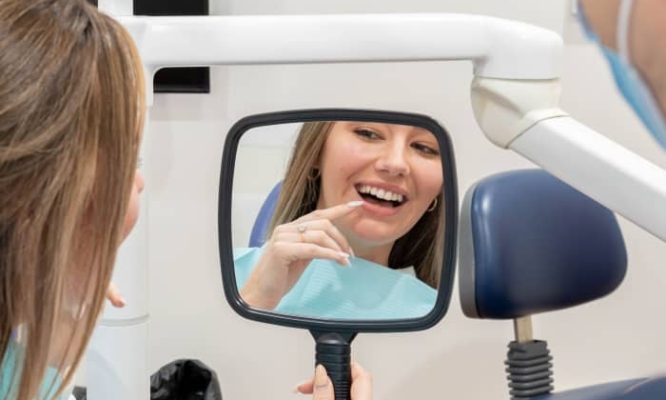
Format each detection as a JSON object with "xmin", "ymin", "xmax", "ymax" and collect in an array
[{"xmin": 0, "ymin": 0, "xmax": 145, "ymax": 398}]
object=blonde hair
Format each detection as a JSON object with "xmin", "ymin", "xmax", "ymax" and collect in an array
[
  {"xmin": 0, "ymin": 0, "xmax": 145, "ymax": 398},
  {"xmin": 269, "ymin": 122, "xmax": 444, "ymax": 288}
]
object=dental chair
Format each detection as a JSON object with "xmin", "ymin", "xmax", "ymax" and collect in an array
[
  {"xmin": 248, "ymin": 182, "xmax": 282, "ymax": 247},
  {"xmin": 458, "ymin": 169, "xmax": 666, "ymax": 399}
]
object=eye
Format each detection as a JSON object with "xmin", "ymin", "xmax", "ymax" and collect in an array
[
  {"xmin": 353, "ymin": 127, "xmax": 383, "ymax": 141},
  {"xmin": 412, "ymin": 142, "xmax": 440, "ymax": 156}
]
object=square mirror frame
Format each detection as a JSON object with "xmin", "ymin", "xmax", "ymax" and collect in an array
[{"xmin": 218, "ymin": 109, "xmax": 458, "ymax": 333}]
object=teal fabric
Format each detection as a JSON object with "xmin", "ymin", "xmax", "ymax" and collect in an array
[
  {"xmin": 234, "ymin": 247, "xmax": 437, "ymax": 320},
  {"xmin": 1, "ymin": 338, "xmax": 69, "ymax": 400}
]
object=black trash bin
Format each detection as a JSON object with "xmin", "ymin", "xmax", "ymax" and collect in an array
[
  {"xmin": 73, "ymin": 359, "xmax": 222, "ymax": 400},
  {"xmin": 151, "ymin": 359, "xmax": 223, "ymax": 400}
]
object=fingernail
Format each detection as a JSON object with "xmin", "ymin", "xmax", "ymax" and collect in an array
[
  {"xmin": 118, "ymin": 297, "xmax": 127, "ymax": 307},
  {"xmin": 349, "ymin": 247, "xmax": 355, "ymax": 258},
  {"xmin": 315, "ymin": 365, "xmax": 328, "ymax": 387},
  {"xmin": 292, "ymin": 379, "xmax": 309, "ymax": 394},
  {"xmin": 347, "ymin": 200, "xmax": 364, "ymax": 208}
]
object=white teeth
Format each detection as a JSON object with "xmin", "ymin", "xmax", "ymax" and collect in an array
[{"xmin": 357, "ymin": 185, "xmax": 404, "ymax": 203}]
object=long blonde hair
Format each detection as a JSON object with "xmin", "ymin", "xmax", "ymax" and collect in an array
[
  {"xmin": 269, "ymin": 122, "xmax": 444, "ymax": 288},
  {"xmin": 0, "ymin": 1, "xmax": 145, "ymax": 398}
]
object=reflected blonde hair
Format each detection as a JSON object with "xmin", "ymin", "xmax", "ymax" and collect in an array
[
  {"xmin": 269, "ymin": 122, "xmax": 444, "ymax": 288},
  {"xmin": 0, "ymin": 1, "xmax": 145, "ymax": 398}
]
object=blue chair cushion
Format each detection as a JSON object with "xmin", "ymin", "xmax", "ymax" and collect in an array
[
  {"xmin": 533, "ymin": 376, "xmax": 666, "ymax": 400},
  {"xmin": 248, "ymin": 182, "xmax": 282, "ymax": 247},
  {"xmin": 459, "ymin": 169, "xmax": 627, "ymax": 319}
]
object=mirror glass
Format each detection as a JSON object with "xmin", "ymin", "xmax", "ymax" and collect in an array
[{"xmin": 231, "ymin": 118, "xmax": 450, "ymax": 321}]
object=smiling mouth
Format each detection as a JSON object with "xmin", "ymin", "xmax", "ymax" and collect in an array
[{"xmin": 355, "ymin": 184, "xmax": 408, "ymax": 208}]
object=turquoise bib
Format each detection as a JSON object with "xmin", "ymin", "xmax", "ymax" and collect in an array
[
  {"xmin": 234, "ymin": 247, "xmax": 437, "ymax": 320},
  {"xmin": 1, "ymin": 339, "xmax": 69, "ymax": 400}
]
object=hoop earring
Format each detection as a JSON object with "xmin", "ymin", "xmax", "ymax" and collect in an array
[
  {"xmin": 307, "ymin": 167, "xmax": 321, "ymax": 181},
  {"xmin": 427, "ymin": 197, "xmax": 438, "ymax": 212}
]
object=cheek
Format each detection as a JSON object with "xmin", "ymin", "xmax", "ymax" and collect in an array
[
  {"xmin": 120, "ymin": 188, "xmax": 141, "ymax": 240},
  {"xmin": 322, "ymin": 143, "xmax": 370, "ymax": 181},
  {"xmin": 415, "ymin": 161, "xmax": 444, "ymax": 200}
]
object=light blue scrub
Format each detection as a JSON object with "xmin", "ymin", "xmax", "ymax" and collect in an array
[
  {"xmin": 234, "ymin": 247, "xmax": 437, "ymax": 320},
  {"xmin": 1, "ymin": 338, "xmax": 68, "ymax": 400},
  {"xmin": 578, "ymin": 0, "xmax": 666, "ymax": 149}
]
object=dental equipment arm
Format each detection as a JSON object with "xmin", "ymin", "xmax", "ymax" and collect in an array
[
  {"xmin": 471, "ymin": 77, "xmax": 666, "ymax": 241},
  {"xmin": 119, "ymin": 14, "xmax": 665, "ymax": 239},
  {"xmin": 88, "ymin": 12, "xmax": 666, "ymax": 400}
]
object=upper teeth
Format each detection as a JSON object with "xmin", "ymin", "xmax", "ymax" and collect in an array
[{"xmin": 358, "ymin": 185, "xmax": 404, "ymax": 203}]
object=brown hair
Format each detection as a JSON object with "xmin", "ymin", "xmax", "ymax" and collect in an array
[
  {"xmin": 0, "ymin": 0, "xmax": 145, "ymax": 398},
  {"xmin": 269, "ymin": 122, "xmax": 444, "ymax": 288}
]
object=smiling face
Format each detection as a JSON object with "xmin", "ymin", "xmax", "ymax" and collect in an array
[{"xmin": 316, "ymin": 121, "xmax": 443, "ymax": 262}]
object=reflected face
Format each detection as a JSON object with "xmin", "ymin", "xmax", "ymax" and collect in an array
[
  {"xmin": 225, "ymin": 112, "xmax": 456, "ymax": 323},
  {"xmin": 317, "ymin": 122, "xmax": 443, "ymax": 248}
]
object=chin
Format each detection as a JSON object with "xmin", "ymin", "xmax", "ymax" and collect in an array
[{"xmin": 347, "ymin": 223, "xmax": 401, "ymax": 246}]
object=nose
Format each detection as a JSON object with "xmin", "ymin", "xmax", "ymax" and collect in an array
[{"xmin": 375, "ymin": 144, "xmax": 410, "ymax": 177}]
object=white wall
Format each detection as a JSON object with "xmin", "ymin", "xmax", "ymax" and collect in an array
[
  {"xmin": 232, "ymin": 123, "xmax": 300, "ymax": 248},
  {"xmin": 131, "ymin": 1, "xmax": 666, "ymax": 399}
]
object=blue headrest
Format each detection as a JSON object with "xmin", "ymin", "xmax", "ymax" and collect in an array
[
  {"xmin": 533, "ymin": 376, "xmax": 666, "ymax": 400},
  {"xmin": 459, "ymin": 170, "xmax": 627, "ymax": 319},
  {"xmin": 249, "ymin": 182, "xmax": 282, "ymax": 247}
]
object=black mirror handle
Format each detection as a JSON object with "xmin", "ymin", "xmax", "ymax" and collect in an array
[{"xmin": 311, "ymin": 331, "xmax": 357, "ymax": 400}]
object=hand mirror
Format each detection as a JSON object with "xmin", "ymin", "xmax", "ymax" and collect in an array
[{"xmin": 218, "ymin": 109, "xmax": 457, "ymax": 399}]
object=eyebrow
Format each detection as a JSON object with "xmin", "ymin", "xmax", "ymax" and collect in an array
[{"xmin": 344, "ymin": 122, "xmax": 437, "ymax": 143}]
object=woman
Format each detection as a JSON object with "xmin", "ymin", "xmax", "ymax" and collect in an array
[
  {"xmin": 238, "ymin": 120, "xmax": 445, "ymax": 318},
  {"xmin": 0, "ymin": 1, "xmax": 145, "ymax": 398},
  {"xmin": 1, "ymin": 2, "xmax": 370, "ymax": 399}
]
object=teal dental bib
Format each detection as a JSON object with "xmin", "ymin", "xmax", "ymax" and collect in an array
[
  {"xmin": 1, "ymin": 338, "xmax": 69, "ymax": 400},
  {"xmin": 234, "ymin": 247, "xmax": 437, "ymax": 320}
]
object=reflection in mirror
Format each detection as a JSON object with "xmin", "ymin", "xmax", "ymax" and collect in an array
[{"xmin": 232, "ymin": 120, "xmax": 446, "ymax": 321}]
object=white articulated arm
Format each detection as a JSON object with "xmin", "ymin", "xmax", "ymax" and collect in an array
[
  {"xmin": 119, "ymin": 14, "xmax": 562, "ymax": 78},
  {"xmin": 471, "ymin": 76, "xmax": 666, "ymax": 241},
  {"xmin": 512, "ymin": 117, "xmax": 666, "ymax": 241}
]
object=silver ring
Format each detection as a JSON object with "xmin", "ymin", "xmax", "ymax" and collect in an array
[{"xmin": 297, "ymin": 224, "xmax": 307, "ymax": 234}]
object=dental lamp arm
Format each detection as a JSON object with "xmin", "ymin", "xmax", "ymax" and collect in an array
[
  {"xmin": 119, "ymin": 13, "xmax": 563, "ymax": 101},
  {"xmin": 115, "ymin": 13, "xmax": 665, "ymax": 240},
  {"xmin": 471, "ymin": 77, "xmax": 666, "ymax": 241},
  {"xmin": 512, "ymin": 117, "xmax": 666, "ymax": 241}
]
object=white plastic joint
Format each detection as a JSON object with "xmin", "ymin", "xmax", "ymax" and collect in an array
[{"xmin": 471, "ymin": 77, "xmax": 568, "ymax": 148}]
